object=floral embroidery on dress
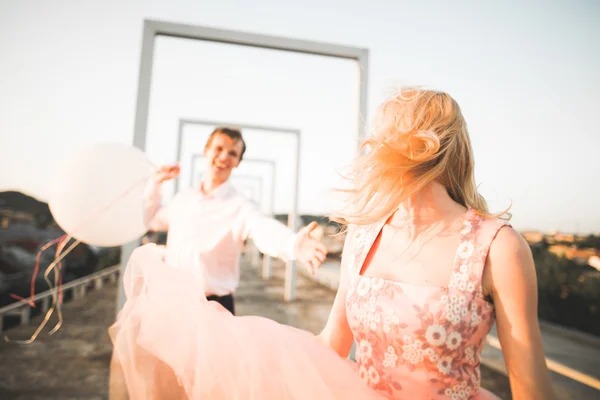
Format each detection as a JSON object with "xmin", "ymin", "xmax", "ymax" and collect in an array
[{"xmin": 346, "ymin": 210, "xmax": 506, "ymax": 399}]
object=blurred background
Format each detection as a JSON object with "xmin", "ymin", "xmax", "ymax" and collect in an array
[{"xmin": 0, "ymin": 1, "xmax": 598, "ymax": 399}]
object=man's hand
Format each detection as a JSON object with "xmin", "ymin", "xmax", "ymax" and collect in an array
[
  {"xmin": 154, "ymin": 165, "xmax": 180, "ymax": 184},
  {"xmin": 294, "ymin": 221, "xmax": 328, "ymax": 275}
]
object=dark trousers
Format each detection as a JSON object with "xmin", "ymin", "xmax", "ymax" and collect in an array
[{"xmin": 207, "ymin": 293, "xmax": 235, "ymax": 315}]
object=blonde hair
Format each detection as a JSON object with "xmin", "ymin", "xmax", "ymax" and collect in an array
[{"xmin": 331, "ymin": 87, "xmax": 510, "ymax": 226}]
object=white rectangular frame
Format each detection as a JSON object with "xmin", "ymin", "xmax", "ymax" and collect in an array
[{"xmin": 120, "ymin": 19, "xmax": 369, "ymax": 312}]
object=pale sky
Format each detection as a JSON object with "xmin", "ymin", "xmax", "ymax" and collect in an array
[{"xmin": 1, "ymin": 0, "xmax": 599, "ymax": 233}]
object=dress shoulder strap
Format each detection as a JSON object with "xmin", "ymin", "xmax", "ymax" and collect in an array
[{"xmin": 449, "ymin": 209, "xmax": 511, "ymax": 297}]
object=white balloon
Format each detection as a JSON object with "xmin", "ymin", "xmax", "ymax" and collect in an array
[{"xmin": 48, "ymin": 142, "xmax": 154, "ymax": 247}]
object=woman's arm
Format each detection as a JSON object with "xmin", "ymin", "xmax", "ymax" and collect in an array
[
  {"xmin": 484, "ymin": 227, "xmax": 556, "ymax": 399},
  {"xmin": 317, "ymin": 230, "xmax": 355, "ymax": 358}
]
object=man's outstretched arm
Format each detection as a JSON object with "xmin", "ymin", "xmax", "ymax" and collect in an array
[{"xmin": 239, "ymin": 203, "xmax": 328, "ymax": 274}]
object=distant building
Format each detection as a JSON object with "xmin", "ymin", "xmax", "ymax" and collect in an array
[
  {"xmin": 554, "ymin": 232, "xmax": 575, "ymax": 243},
  {"xmin": 548, "ymin": 245, "xmax": 598, "ymax": 265},
  {"xmin": 521, "ymin": 231, "xmax": 544, "ymax": 244},
  {"xmin": 548, "ymin": 245, "xmax": 570, "ymax": 257}
]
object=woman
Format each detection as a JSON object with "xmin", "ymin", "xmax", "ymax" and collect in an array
[
  {"xmin": 318, "ymin": 88, "xmax": 556, "ymax": 399},
  {"xmin": 109, "ymin": 88, "xmax": 555, "ymax": 399}
]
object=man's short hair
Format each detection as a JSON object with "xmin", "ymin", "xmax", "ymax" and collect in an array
[{"xmin": 204, "ymin": 127, "xmax": 247, "ymax": 161}]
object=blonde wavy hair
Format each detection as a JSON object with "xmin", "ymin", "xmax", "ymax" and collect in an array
[{"xmin": 331, "ymin": 87, "xmax": 510, "ymax": 226}]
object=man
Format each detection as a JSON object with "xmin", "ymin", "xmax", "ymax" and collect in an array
[{"xmin": 143, "ymin": 127, "xmax": 327, "ymax": 315}]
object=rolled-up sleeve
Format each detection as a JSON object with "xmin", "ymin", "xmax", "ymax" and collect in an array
[{"xmin": 143, "ymin": 178, "xmax": 169, "ymax": 232}]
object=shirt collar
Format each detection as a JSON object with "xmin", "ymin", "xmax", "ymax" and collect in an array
[{"xmin": 197, "ymin": 179, "xmax": 232, "ymax": 200}]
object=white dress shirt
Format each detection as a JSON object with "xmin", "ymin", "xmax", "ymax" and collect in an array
[{"xmin": 143, "ymin": 179, "xmax": 297, "ymax": 296}]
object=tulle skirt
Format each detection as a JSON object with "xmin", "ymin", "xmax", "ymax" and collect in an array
[{"xmin": 108, "ymin": 244, "xmax": 383, "ymax": 399}]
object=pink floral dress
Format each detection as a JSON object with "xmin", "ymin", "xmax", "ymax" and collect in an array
[{"xmin": 346, "ymin": 209, "xmax": 508, "ymax": 399}]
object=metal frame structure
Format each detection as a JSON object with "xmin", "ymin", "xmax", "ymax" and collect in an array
[
  {"xmin": 120, "ymin": 19, "xmax": 369, "ymax": 310},
  {"xmin": 192, "ymin": 154, "xmax": 278, "ymax": 280}
]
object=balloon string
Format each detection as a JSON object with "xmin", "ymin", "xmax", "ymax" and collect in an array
[
  {"xmin": 9, "ymin": 235, "xmax": 67, "ymax": 306},
  {"xmin": 4, "ymin": 237, "xmax": 79, "ymax": 344},
  {"xmin": 4, "ymin": 175, "xmax": 150, "ymax": 343}
]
